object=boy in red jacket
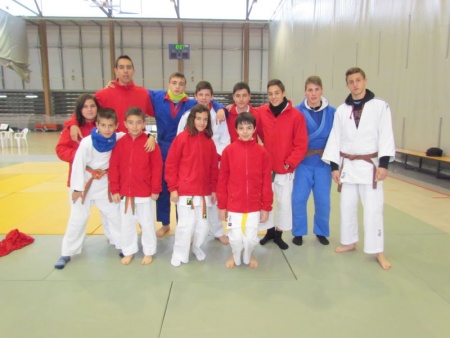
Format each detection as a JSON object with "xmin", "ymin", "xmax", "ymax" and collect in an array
[
  {"xmin": 109, "ymin": 107, "xmax": 163, "ymax": 265},
  {"xmin": 217, "ymin": 113, "xmax": 273, "ymax": 268}
]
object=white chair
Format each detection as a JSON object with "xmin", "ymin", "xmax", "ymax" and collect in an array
[
  {"xmin": 14, "ymin": 128, "xmax": 29, "ymax": 148},
  {"xmin": 0, "ymin": 131, "xmax": 8, "ymax": 149}
]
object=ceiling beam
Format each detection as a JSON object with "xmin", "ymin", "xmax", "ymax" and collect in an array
[{"xmin": 12, "ymin": 0, "xmax": 40, "ymax": 16}]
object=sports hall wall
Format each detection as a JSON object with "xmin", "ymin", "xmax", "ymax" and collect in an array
[
  {"xmin": 269, "ymin": 0, "xmax": 450, "ymax": 155},
  {"xmin": 1, "ymin": 21, "xmax": 269, "ymax": 93}
]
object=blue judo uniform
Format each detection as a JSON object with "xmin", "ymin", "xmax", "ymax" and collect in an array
[
  {"xmin": 148, "ymin": 90, "xmax": 223, "ymax": 226},
  {"xmin": 292, "ymin": 98, "xmax": 335, "ymax": 237}
]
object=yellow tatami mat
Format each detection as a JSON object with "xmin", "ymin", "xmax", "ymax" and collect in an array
[
  {"xmin": 0, "ymin": 161, "xmax": 175, "ymax": 235},
  {"xmin": 1, "ymin": 161, "xmax": 449, "ymax": 236}
]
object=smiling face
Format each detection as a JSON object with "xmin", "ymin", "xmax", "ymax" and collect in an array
[
  {"xmin": 125, "ymin": 114, "xmax": 145, "ymax": 138},
  {"xmin": 267, "ymin": 85, "xmax": 285, "ymax": 107},
  {"xmin": 96, "ymin": 117, "xmax": 118, "ymax": 138},
  {"xmin": 236, "ymin": 122, "xmax": 255, "ymax": 142},
  {"xmin": 114, "ymin": 58, "xmax": 135, "ymax": 86},
  {"xmin": 81, "ymin": 99, "xmax": 98, "ymax": 122},
  {"xmin": 194, "ymin": 111, "xmax": 209, "ymax": 133}
]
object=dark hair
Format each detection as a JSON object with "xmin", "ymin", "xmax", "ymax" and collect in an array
[
  {"xmin": 345, "ymin": 67, "xmax": 366, "ymax": 82},
  {"xmin": 235, "ymin": 112, "xmax": 256, "ymax": 129},
  {"xmin": 267, "ymin": 79, "xmax": 285, "ymax": 92},
  {"xmin": 75, "ymin": 94, "xmax": 99, "ymax": 127},
  {"xmin": 232, "ymin": 82, "xmax": 251, "ymax": 95},
  {"xmin": 115, "ymin": 55, "xmax": 134, "ymax": 69},
  {"xmin": 305, "ymin": 76, "xmax": 322, "ymax": 90},
  {"xmin": 169, "ymin": 72, "xmax": 186, "ymax": 83},
  {"xmin": 125, "ymin": 106, "xmax": 145, "ymax": 121},
  {"xmin": 185, "ymin": 104, "xmax": 213, "ymax": 138},
  {"xmin": 195, "ymin": 80, "xmax": 213, "ymax": 95},
  {"xmin": 97, "ymin": 108, "xmax": 118, "ymax": 124}
]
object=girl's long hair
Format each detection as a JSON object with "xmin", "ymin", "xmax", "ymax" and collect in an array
[
  {"xmin": 185, "ymin": 104, "xmax": 213, "ymax": 138},
  {"xmin": 75, "ymin": 94, "xmax": 99, "ymax": 127}
]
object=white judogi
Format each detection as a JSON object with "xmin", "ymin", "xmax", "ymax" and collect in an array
[
  {"xmin": 120, "ymin": 198, "xmax": 157, "ymax": 257},
  {"xmin": 171, "ymin": 196, "xmax": 213, "ymax": 266},
  {"xmin": 322, "ymin": 97, "xmax": 395, "ymax": 253},
  {"xmin": 259, "ymin": 173, "xmax": 294, "ymax": 232},
  {"xmin": 227, "ymin": 211, "xmax": 260, "ymax": 265},
  {"xmin": 177, "ymin": 107, "xmax": 230, "ymax": 238},
  {"xmin": 61, "ymin": 135, "xmax": 122, "ymax": 257}
]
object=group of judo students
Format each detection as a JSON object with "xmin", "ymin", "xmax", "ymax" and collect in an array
[{"xmin": 54, "ymin": 54, "xmax": 395, "ymax": 271}]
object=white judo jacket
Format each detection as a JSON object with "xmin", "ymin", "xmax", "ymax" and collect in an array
[{"xmin": 322, "ymin": 96, "xmax": 395, "ymax": 184}]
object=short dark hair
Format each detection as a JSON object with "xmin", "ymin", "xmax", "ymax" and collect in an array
[
  {"xmin": 185, "ymin": 104, "xmax": 213, "ymax": 138},
  {"xmin": 75, "ymin": 93, "xmax": 99, "ymax": 127},
  {"xmin": 345, "ymin": 67, "xmax": 366, "ymax": 82},
  {"xmin": 97, "ymin": 108, "xmax": 118, "ymax": 124},
  {"xmin": 115, "ymin": 55, "xmax": 134, "ymax": 69},
  {"xmin": 232, "ymin": 82, "xmax": 251, "ymax": 95},
  {"xmin": 267, "ymin": 79, "xmax": 285, "ymax": 92},
  {"xmin": 195, "ymin": 80, "xmax": 213, "ymax": 95},
  {"xmin": 125, "ymin": 106, "xmax": 145, "ymax": 121},
  {"xmin": 169, "ymin": 72, "xmax": 186, "ymax": 83},
  {"xmin": 304, "ymin": 76, "xmax": 322, "ymax": 90},
  {"xmin": 235, "ymin": 112, "xmax": 256, "ymax": 129}
]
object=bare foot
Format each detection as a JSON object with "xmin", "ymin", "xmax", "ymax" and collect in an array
[
  {"xmin": 225, "ymin": 255, "xmax": 236, "ymax": 268},
  {"xmin": 376, "ymin": 253, "xmax": 392, "ymax": 270},
  {"xmin": 215, "ymin": 236, "xmax": 229, "ymax": 245},
  {"xmin": 142, "ymin": 255, "xmax": 153, "ymax": 265},
  {"xmin": 121, "ymin": 255, "xmax": 134, "ymax": 265},
  {"xmin": 335, "ymin": 244, "xmax": 356, "ymax": 253},
  {"xmin": 156, "ymin": 226, "xmax": 170, "ymax": 237},
  {"xmin": 249, "ymin": 256, "xmax": 258, "ymax": 268}
]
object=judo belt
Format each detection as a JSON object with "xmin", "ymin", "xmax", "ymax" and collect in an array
[
  {"xmin": 82, "ymin": 167, "xmax": 111, "ymax": 204},
  {"xmin": 305, "ymin": 148, "xmax": 324, "ymax": 158},
  {"xmin": 124, "ymin": 196, "xmax": 136, "ymax": 215},
  {"xmin": 190, "ymin": 196, "xmax": 207, "ymax": 219},
  {"xmin": 338, "ymin": 151, "xmax": 378, "ymax": 192}
]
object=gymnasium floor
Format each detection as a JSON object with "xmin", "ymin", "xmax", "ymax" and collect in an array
[{"xmin": 1, "ymin": 132, "xmax": 449, "ymax": 338}]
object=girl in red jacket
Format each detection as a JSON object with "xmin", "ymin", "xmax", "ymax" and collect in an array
[
  {"xmin": 55, "ymin": 94, "xmax": 114, "ymax": 244},
  {"xmin": 165, "ymin": 104, "xmax": 219, "ymax": 267}
]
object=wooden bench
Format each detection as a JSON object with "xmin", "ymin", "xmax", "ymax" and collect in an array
[{"xmin": 396, "ymin": 148, "xmax": 450, "ymax": 178}]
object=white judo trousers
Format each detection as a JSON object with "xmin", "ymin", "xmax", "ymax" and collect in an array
[
  {"xmin": 227, "ymin": 211, "xmax": 259, "ymax": 265},
  {"xmin": 61, "ymin": 193, "xmax": 121, "ymax": 256},
  {"xmin": 209, "ymin": 203, "xmax": 225, "ymax": 238},
  {"xmin": 322, "ymin": 96, "xmax": 395, "ymax": 255},
  {"xmin": 120, "ymin": 198, "xmax": 157, "ymax": 257},
  {"xmin": 340, "ymin": 182, "xmax": 384, "ymax": 253},
  {"xmin": 260, "ymin": 173, "xmax": 294, "ymax": 231},
  {"xmin": 172, "ymin": 196, "xmax": 211, "ymax": 265},
  {"xmin": 177, "ymin": 108, "xmax": 230, "ymax": 240},
  {"xmin": 67, "ymin": 189, "xmax": 114, "ymax": 243},
  {"xmin": 61, "ymin": 135, "xmax": 124, "ymax": 257}
]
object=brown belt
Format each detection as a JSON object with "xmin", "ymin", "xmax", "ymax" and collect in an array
[
  {"xmin": 338, "ymin": 151, "xmax": 378, "ymax": 192},
  {"xmin": 305, "ymin": 148, "xmax": 324, "ymax": 158}
]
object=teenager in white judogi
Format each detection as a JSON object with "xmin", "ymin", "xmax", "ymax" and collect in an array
[
  {"xmin": 177, "ymin": 81, "xmax": 230, "ymax": 245},
  {"xmin": 322, "ymin": 67, "xmax": 395, "ymax": 270}
]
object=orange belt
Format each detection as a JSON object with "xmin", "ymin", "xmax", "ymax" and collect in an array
[
  {"xmin": 338, "ymin": 152, "xmax": 378, "ymax": 192},
  {"xmin": 190, "ymin": 196, "xmax": 207, "ymax": 219},
  {"xmin": 82, "ymin": 166, "xmax": 110, "ymax": 204},
  {"xmin": 124, "ymin": 196, "xmax": 136, "ymax": 215}
]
